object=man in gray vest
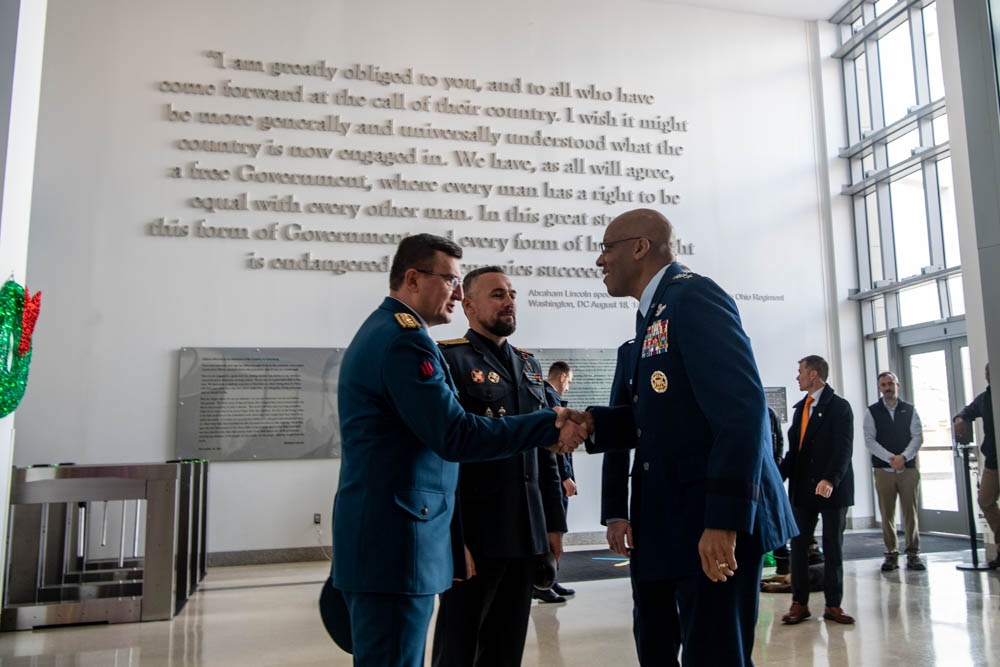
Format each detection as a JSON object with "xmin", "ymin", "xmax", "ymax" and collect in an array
[{"xmin": 863, "ymin": 371, "xmax": 925, "ymax": 571}]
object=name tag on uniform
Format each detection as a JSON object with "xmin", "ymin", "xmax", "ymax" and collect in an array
[{"xmin": 641, "ymin": 319, "xmax": 669, "ymax": 358}]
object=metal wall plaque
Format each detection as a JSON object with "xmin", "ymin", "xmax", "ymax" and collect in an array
[
  {"xmin": 176, "ymin": 348, "xmax": 343, "ymax": 461},
  {"xmin": 531, "ymin": 348, "xmax": 618, "ymax": 408},
  {"xmin": 764, "ymin": 386, "xmax": 788, "ymax": 423}
]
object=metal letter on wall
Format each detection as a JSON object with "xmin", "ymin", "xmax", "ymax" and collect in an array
[{"xmin": 176, "ymin": 347, "xmax": 343, "ymax": 461}]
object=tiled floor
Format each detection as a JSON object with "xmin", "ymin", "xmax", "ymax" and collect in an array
[{"xmin": 0, "ymin": 547, "xmax": 998, "ymax": 666}]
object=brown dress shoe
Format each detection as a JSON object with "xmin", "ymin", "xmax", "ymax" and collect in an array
[
  {"xmin": 781, "ymin": 602, "xmax": 811, "ymax": 624},
  {"xmin": 823, "ymin": 606, "xmax": 855, "ymax": 624}
]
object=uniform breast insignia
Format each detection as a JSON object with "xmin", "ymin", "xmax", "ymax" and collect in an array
[
  {"xmin": 471, "ymin": 369, "xmax": 485, "ymax": 383},
  {"xmin": 395, "ymin": 313, "xmax": 421, "ymax": 329},
  {"xmin": 641, "ymin": 319, "xmax": 669, "ymax": 358},
  {"xmin": 650, "ymin": 370, "xmax": 668, "ymax": 393},
  {"xmin": 485, "ymin": 407, "xmax": 494, "ymax": 418},
  {"xmin": 487, "ymin": 371, "xmax": 501, "ymax": 384},
  {"xmin": 654, "ymin": 303, "xmax": 666, "ymax": 317},
  {"xmin": 523, "ymin": 370, "xmax": 543, "ymax": 385}
]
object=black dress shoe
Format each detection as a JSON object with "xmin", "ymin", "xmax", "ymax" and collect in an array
[
  {"xmin": 532, "ymin": 588, "xmax": 566, "ymax": 603},
  {"xmin": 552, "ymin": 583, "xmax": 575, "ymax": 596}
]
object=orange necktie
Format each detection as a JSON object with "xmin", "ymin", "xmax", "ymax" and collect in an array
[{"xmin": 799, "ymin": 395, "xmax": 814, "ymax": 449}]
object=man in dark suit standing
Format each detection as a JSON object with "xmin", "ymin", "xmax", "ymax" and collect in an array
[
  {"xmin": 539, "ymin": 360, "xmax": 577, "ymax": 602},
  {"xmin": 953, "ymin": 363, "xmax": 997, "ymax": 568},
  {"xmin": 779, "ymin": 355, "xmax": 855, "ymax": 625},
  {"xmin": 330, "ymin": 235, "xmax": 585, "ymax": 667},
  {"xmin": 431, "ymin": 267, "xmax": 567, "ymax": 667},
  {"xmin": 580, "ymin": 208, "xmax": 797, "ymax": 666}
]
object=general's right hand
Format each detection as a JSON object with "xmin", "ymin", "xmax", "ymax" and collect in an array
[{"xmin": 606, "ymin": 520, "xmax": 633, "ymax": 556}]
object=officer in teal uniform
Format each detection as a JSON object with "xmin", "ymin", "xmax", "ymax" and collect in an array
[
  {"xmin": 329, "ymin": 234, "xmax": 585, "ymax": 667},
  {"xmin": 584, "ymin": 209, "xmax": 797, "ymax": 666}
]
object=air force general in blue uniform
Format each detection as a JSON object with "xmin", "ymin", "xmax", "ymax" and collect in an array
[
  {"xmin": 585, "ymin": 209, "xmax": 797, "ymax": 666},
  {"xmin": 329, "ymin": 235, "xmax": 583, "ymax": 667}
]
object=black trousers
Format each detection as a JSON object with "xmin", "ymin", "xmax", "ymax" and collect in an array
[
  {"xmin": 431, "ymin": 554, "xmax": 534, "ymax": 667},
  {"xmin": 631, "ymin": 535, "xmax": 763, "ymax": 666},
  {"xmin": 791, "ymin": 505, "xmax": 848, "ymax": 608}
]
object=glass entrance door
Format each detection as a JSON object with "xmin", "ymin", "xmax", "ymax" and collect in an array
[{"xmin": 901, "ymin": 338, "xmax": 972, "ymax": 534}]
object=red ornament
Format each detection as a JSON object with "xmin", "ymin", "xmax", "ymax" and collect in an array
[
  {"xmin": 19, "ymin": 289, "xmax": 41, "ymax": 357},
  {"xmin": 419, "ymin": 360, "xmax": 434, "ymax": 377}
]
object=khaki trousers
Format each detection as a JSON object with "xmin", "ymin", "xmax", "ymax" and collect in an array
[
  {"xmin": 874, "ymin": 467, "xmax": 920, "ymax": 554},
  {"xmin": 978, "ymin": 467, "xmax": 1000, "ymax": 542}
]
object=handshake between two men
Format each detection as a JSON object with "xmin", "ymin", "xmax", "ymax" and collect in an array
[{"xmin": 549, "ymin": 406, "xmax": 595, "ymax": 455}]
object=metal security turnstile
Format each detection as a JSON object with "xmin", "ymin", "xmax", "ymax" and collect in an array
[{"xmin": 1, "ymin": 461, "xmax": 208, "ymax": 630}]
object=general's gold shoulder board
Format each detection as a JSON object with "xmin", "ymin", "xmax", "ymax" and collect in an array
[
  {"xmin": 513, "ymin": 347, "xmax": 535, "ymax": 357},
  {"xmin": 394, "ymin": 313, "xmax": 421, "ymax": 329},
  {"xmin": 438, "ymin": 337, "xmax": 470, "ymax": 347}
]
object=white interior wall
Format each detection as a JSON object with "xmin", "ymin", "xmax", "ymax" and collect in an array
[
  {"xmin": 19, "ymin": 0, "xmax": 855, "ymax": 553},
  {"xmin": 0, "ymin": 0, "xmax": 48, "ymax": 598}
]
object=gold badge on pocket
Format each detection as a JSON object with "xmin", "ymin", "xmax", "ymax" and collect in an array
[{"xmin": 650, "ymin": 370, "xmax": 668, "ymax": 393}]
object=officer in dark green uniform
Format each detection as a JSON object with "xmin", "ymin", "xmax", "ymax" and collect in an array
[{"xmin": 432, "ymin": 267, "xmax": 566, "ymax": 667}]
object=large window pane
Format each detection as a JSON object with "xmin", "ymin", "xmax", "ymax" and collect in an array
[
  {"xmin": 855, "ymin": 55, "xmax": 872, "ymax": 136},
  {"xmin": 908, "ymin": 349, "xmax": 958, "ymax": 511},
  {"xmin": 889, "ymin": 172, "xmax": 930, "ymax": 278},
  {"xmin": 947, "ymin": 274, "xmax": 965, "ymax": 316},
  {"xmin": 898, "ymin": 282, "xmax": 941, "ymax": 326},
  {"xmin": 937, "ymin": 157, "xmax": 961, "ymax": 267},
  {"xmin": 862, "ymin": 152, "xmax": 876, "ymax": 176},
  {"xmin": 879, "ymin": 23, "xmax": 917, "ymax": 125},
  {"xmin": 873, "ymin": 296, "xmax": 887, "ymax": 331},
  {"xmin": 875, "ymin": 0, "xmax": 896, "ymax": 17},
  {"xmin": 866, "ymin": 192, "xmax": 884, "ymax": 282},
  {"xmin": 875, "ymin": 336, "xmax": 890, "ymax": 372},
  {"xmin": 924, "ymin": 3, "xmax": 945, "ymax": 100},
  {"xmin": 932, "ymin": 114, "xmax": 949, "ymax": 144},
  {"xmin": 887, "ymin": 129, "xmax": 920, "ymax": 166}
]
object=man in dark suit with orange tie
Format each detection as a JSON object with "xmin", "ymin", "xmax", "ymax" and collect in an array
[{"xmin": 779, "ymin": 355, "xmax": 855, "ymax": 625}]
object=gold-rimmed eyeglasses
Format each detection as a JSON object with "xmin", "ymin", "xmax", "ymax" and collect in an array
[
  {"xmin": 598, "ymin": 237, "xmax": 646, "ymax": 254},
  {"xmin": 415, "ymin": 269, "xmax": 462, "ymax": 291}
]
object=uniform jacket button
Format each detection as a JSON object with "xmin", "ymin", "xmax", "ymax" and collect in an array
[
  {"xmin": 636, "ymin": 428, "xmax": 642, "ymax": 438},
  {"xmin": 421, "ymin": 507, "xmax": 429, "ymax": 516},
  {"xmin": 642, "ymin": 462, "xmax": 650, "ymax": 471},
  {"xmin": 633, "ymin": 395, "xmax": 638, "ymax": 403}
]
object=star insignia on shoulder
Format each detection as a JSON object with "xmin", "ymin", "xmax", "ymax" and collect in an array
[
  {"xmin": 437, "ymin": 337, "xmax": 470, "ymax": 347},
  {"xmin": 394, "ymin": 313, "xmax": 421, "ymax": 329},
  {"xmin": 672, "ymin": 272, "xmax": 694, "ymax": 280}
]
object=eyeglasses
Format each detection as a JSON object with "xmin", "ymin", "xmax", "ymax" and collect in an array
[
  {"xmin": 415, "ymin": 269, "xmax": 462, "ymax": 291},
  {"xmin": 598, "ymin": 236, "xmax": 646, "ymax": 254}
]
